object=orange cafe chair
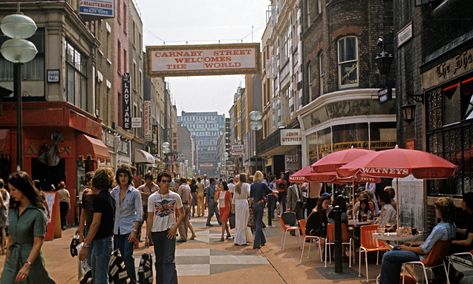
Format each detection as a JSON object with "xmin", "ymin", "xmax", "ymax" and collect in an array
[
  {"xmin": 358, "ymin": 224, "xmax": 390, "ymax": 281},
  {"xmin": 401, "ymin": 240, "xmax": 451, "ymax": 284},
  {"xmin": 298, "ymin": 219, "xmax": 323, "ymax": 263},
  {"xmin": 279, "ymin": 216, "xmax": 301, "ymax": 250},
  {"xmin": 325, "ymin": 223, "xmax": 354, "ymax": 268}
]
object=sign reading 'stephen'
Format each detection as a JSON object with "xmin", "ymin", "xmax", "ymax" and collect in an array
[{"xmin": 146, "ymin": 43, "xmax": 261, "ymax": 77}]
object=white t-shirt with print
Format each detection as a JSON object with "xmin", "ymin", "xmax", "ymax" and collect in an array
[{"xmin": 148, "ymin": 190, "xmax": 183, "ymax": 232}]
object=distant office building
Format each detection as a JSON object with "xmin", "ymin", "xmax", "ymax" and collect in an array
[{"xmin": 177, "ymin": 111, "xmax": 225, "ymax": 176}]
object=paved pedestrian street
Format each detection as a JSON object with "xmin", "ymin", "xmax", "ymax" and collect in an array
[{"xmin": 1, "ymin": 214, "xmax": 473, "ymax": 283}]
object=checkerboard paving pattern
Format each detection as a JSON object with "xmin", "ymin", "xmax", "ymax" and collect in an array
[
  {"xmin": 176, "ymin": 248, "xmax": 268, "ymax": 276},
  {"xmin": 135, "ymin": 229, "xmax": 269, "ymax": 276}
]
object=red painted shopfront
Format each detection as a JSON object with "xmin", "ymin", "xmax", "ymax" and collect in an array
[{"xmin": 0, "ymin": 101, "xmax": 110, "ymax": 225}]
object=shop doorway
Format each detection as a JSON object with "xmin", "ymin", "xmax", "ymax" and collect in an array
[{"xmin": 32, "ymin": 158, "xmax": 65, "ymax": 191}]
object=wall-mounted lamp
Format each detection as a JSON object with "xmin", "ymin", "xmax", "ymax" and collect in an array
[{"xmin": 401, "ymin": 103, "xmax": 416, "ymax": 124}]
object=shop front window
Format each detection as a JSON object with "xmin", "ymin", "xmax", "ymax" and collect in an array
[
  {"xmin": 307, "ymin": 132, "xmax": 318, "ymax": 164},
  {"xmin": 332, "ymin": 123, "xmax": 368, "ymax": 151},
  {"xmin": 426, "ymin": 76, "xmax": 473, "ymax": 196},
  {"xmin": 317, "ymin": 127, "xmax": 331, "ymax": 159}
]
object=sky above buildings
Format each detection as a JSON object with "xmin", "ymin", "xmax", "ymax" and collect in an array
[{"xmin": 135, "ymin": 0, "xmax": 268, "ymax": 116}]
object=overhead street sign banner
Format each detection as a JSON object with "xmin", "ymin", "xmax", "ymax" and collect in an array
[{"xmin": 146, "ymin": 43, "xmax": 261, "ymax": 77}]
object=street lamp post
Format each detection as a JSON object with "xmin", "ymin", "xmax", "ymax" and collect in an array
[
  {"xmin": 0, "ymin": 8, "xmax": 38, "ymax": 170},
  {"xmin": 249, "ymin": 110, "xmax": 263, "ymax": 172}
]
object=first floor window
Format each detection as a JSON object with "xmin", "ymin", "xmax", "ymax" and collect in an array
[
  {"xmin": 66, "ymin": 41, "xmax": 88, "ymax": 111},
  {"xmin": 338, "ymin": 36, "xmax": 359, "ymax": 88}
]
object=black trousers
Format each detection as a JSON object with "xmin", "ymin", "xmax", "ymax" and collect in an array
[{"xmin": 59, "ymin": 201, "xmax": 69, "ymax": 229}]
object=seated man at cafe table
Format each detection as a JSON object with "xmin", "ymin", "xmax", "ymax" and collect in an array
[
  {"xmin": 448, "ymin": 192, "xmax": 473, "ymax": 283},
  {"xmin": 377, "ymin": 197, "xmax": 456, "ymax": 284}
]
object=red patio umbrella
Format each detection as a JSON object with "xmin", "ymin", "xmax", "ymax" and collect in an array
[
  {"xmin": 289, "ymin": 166, "xmax": 313, "ymax": 183},
  {"xmin": 337, "ymin": 145, "xmax": 457, "ymax": 228},
  {"xmin": 289, "ymin": 167, "xmax": 338, "ymax": 183},
  {"xmin": 337, "ymin": 146, "xmax": 457, "ymax": 179},
  {"xmin": 311, "ymin": 147, "xmax": 375, "ymax": 173}
]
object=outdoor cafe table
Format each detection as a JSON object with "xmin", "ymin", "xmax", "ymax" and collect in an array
[
  {"xmin": 373, "ymin": 232, "xmax": 424, "ymax": 244},
  {"xmin": 348, "ymin": 220, "xmax": 374, "ymax": 227}
]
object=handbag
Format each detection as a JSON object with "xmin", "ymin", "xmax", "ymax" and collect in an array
[
  {"xmin": 248, "ymin": 203, "xmax": 256, "ymax": 228},
  {"xmin": 109, "ymin": 249, "xmax": 131, "ymax": 284},
  {"xmin": 70, "ymin": 234, "xmax": 80, "ymax": 257},
  {"xmin": 246, "ymin": 227, "xmax": 253, "ymax": 243},
  {"xmin": 229, "ymin": 213, "xmax": 236, "ymax": 229},
  {"xmin": 138, "ymin": 253, "xmax": 153, "ymax": 284}
]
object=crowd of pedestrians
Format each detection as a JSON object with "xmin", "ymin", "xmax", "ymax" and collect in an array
[{"xmin": 4, "ymin": 166, "xmax": 472, "ymax": 284}]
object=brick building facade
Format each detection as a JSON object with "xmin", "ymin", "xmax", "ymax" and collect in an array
[
  {"xmin": 394, "ymin": 0, "xmax": 473, "ymax": 229},
  {"xmin": 298, "ymin": 0, "xmax": 397, "ymax": 167}
]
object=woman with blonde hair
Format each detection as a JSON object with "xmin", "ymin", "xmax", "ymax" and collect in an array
[
  {"xmin": 250, "ymin": 171, "xmax": 271, "ymax": 249},
  {"xmin": 233, "ymin": 173, "xmax": 251, "ymax": 245}
]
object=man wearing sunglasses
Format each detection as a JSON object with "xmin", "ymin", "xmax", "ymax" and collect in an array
[{"xmin": 147, "ymin": 172, "xmax": 185, "ymax": 284}]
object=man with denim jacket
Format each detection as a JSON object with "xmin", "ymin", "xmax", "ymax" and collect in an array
[{"xmin": 111, "ymin": 164, "xmax": 142, "ymax": 283}]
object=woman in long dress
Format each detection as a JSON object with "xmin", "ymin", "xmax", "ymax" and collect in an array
[
  {"xmin": 233, "ymin": 174, "xmax": 250, "ymax": 246},
  {"xmin": 1, "ymin": 171, "xmax": 55, "ymax": 284},
  {"xmin": 216, "ymin": 182, "xmax": 232, "ymax": 241}
]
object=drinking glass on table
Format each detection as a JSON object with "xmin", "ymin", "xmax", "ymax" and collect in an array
[{"xmin": 377, "ymin": 225, "xmax": 385, "ymax": 234}]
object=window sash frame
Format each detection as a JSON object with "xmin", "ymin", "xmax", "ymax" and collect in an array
[{"xmin": 337, "ymin": 36, "xmax": 359, "ymax": 88}]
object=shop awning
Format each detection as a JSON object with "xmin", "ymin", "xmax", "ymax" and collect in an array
[
  {"xmin": 77, "ymin": 134, "xmax": 110, "ymax": 161},
  {"xmin": 135, "ymin": 149, "xmax": 155, "ymax": 164},
  {"xmin": 0, "ymin": 129, "xmax": 10, "ymax": 154}
]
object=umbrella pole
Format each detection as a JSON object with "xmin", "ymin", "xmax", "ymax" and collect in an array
[
  {"xmin": 396, "ymin": 178, "xmax": 400, "ymax": 230},
  {"xmin": 352, "ymin": 180, "xmax": 355, "ymax": 220}
]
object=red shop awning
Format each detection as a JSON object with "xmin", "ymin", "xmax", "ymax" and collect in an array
[{"xmin": 76, "ymin": 134, "xmax": 110, "ymax": 161}]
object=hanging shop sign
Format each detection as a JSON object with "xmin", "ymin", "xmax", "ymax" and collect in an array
[
  {"xmin": 122, "ymin": 73, "xmax": 131, "ymax": 129},
  {"xmin": 397, "ymin": 22, "xmax": 413, "ymax": 47},
  {"xmin": 79, "ymin": 0, "xmax": 115, "ymax": 18},
  {"xmin": 280, "ymin": 129, "xmax": 302, "ymax": 146},
  {"xmin": 146, "ymin": 43, "xmax": 261, "ymax": 77},
  {"xmin": 47, "ymin": 69, "xmax": 60, "ymax": 83},
  {"xmin": 230, "ymin": 144, "xmax": 244, "ymax": 156},
  {"xmin": 378, "ymin": 88, "xmax": 392, "ymax": 103},
  {"xmin": 143, "ymin": 101, "xmax": 152, "ymax": 141},
  {"xmin": 131, "ymin": 117, "xmax": 142, "ymax": 128}
]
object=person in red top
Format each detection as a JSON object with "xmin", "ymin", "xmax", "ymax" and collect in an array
[
  {"xmin": 216, "ymin": 182, "xmax": 232, "ymax": 241},
  {"xmin": 276, "ymin": 175, "xmax": 287, "ymax": 214}
]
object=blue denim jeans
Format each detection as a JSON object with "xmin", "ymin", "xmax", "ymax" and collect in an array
[
  {"xmin": 91, "ymin": 236, "xmax": 113, "ymax": 284},
  {"xmin": 114, "ymin": 233, "xmax": 136, "ymax": 282},
  {"xmin": 380, "ymin": 250, "xmax": 420, "ymax": 284},
  {"xmin": 206, "ymin": 201, "xmax": 221, "ymax": 226},
  {"xmin": 278, "ymin": 192, "xmax": 287, "ymax": 213},
  {"xmin": 253, "ymin": 203, "xmax": 266, "ymax": 248},
  {"xmin": 267, "ymin": 195, "xmax": 276, "ymax": 226},
  {"xmin": 84, "ymin": 226, "xmax": 93, "ymax": 267},
  {"xmin": 151, "ymin": 231, "xmax": 178, "ymax": 284}
]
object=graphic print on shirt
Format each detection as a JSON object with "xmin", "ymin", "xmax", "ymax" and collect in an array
[{"xmin": 154, "ymin": 198, "xmax": 176, "ymax": 217}]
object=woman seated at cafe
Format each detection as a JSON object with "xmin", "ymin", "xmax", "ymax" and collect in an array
[
  {"xmin": 353, "ymin": 192, "xmax": 371, "ymax": 219},
  {"xmin": 356, "ymin": 198, "xmax": 374, "ymax": 222},
  {"xmin": 328, "ymin": 195, "xmax": 348, "ymax": 224},
  {"xmin": 377, "ymin": 197, "xmax": 456, "ymax": 284},
  {"xmin": 384, "ymin": 186, "xmax": 397, "ymax": 209},
  {"xmin": 306, "ymin": 195, "xmax": 331, "ymax": 239},
  {"xmin": 375, "ymin": 191, "xmax": 397, "ymax": 227}
]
